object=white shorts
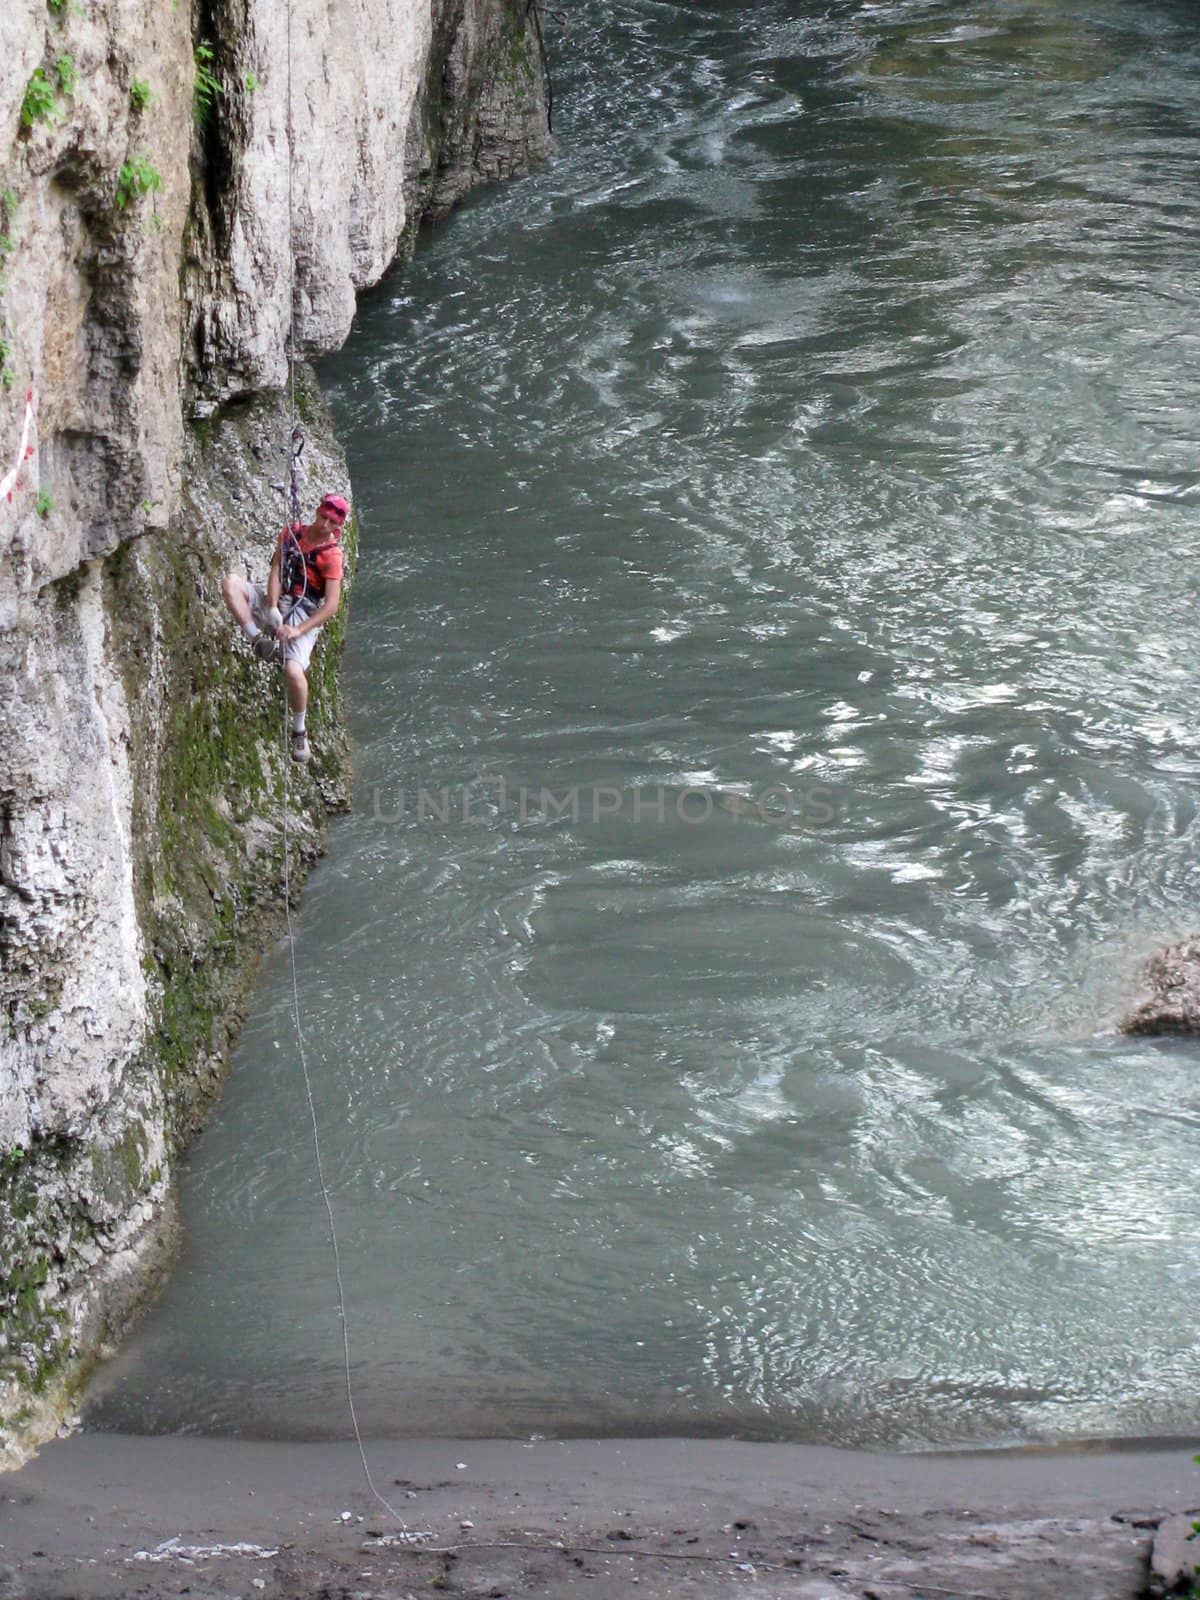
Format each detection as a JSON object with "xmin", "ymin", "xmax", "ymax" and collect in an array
[{"xmin": 246, "ymin": 582, "xmax": 322, "ymax": 671}]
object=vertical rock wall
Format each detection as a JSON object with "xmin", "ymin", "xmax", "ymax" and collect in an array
[{"xmin": 0, "ymin": 0, "xmax": 549, "ymax": 1463}]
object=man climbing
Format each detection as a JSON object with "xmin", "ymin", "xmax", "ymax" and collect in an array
[{"xmin": 221, "ymin": 492, "xmax": 349, "ymax": 764}]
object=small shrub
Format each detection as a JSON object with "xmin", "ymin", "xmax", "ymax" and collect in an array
[
  {"xmin": 115, "ymin": 155, "xmax": 162, "ymax": 210},
  {"xmin": 129, "ymin": 77, "xmax": 155, "ymax": 113},
  {"xmin": 193, "ymin": 41, "xmax": 222, "ymax": 126},
  {"xmin": 0, "ymin": 192, "xmax": 16, "ymax": 288},
  {"xmin": 0, "ymin": 208, "xmax": 11, "ymax": 296},
  {"xmin": 55, "ymin": 53, "xmax": 77, "ymax": 96},
  {"xmin": 0, "ymin": 339, "xmax": 13, "ymax": 389},
  {"xmin": 21, "ymin": 69, "xmax": 57, "ymax": 127},
  {"xmin": 35, "ymin": 490, "xmax": 53, "ymax": 519},
  {"xmin": 244, "ymin": 70, "xmax": 259, "ymax": 93}
]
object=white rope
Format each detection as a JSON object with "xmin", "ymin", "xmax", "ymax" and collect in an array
[
  {"xmin": 278, "ymin": 2, "xmax": 424, "ymax": 1542},
  {"xmin": 279, "ymin": 720, "xmax": 421, "ymax": 1534},
  {"xmin": 0, "ymin": 388, "xmax": 36, "ymax": 505}
]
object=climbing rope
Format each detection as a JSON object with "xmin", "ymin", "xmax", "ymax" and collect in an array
[
  {"xmin": 279, "ymin": 712, "xmax": 420, "ymax": 1534},
  {"xmin": 277, "ymin": 3, "xmax": 421, "ymax": 1541},
  {"xmin": 272, "ymin": 0, "xmax": 558, "ymax": 1531}
]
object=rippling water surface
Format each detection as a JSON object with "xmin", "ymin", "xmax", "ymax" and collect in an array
[{"xmin": 93, "ymin": 0, "xmax": 1200, "ymax": 1447}]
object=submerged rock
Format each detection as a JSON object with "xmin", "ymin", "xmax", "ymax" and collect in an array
[{"xmin": 1120, "ymin": 940, "xmax": 1200, "ymax": 1036}]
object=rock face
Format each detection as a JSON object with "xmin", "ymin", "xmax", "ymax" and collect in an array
[
  {"xmin": 0, "ymin": 0, "xmax": 549, "ymax": 1461},
  {"xmin": 1120, "ymin": 941, "xmax": 1200, "ymax": 1036},
  {"xmin": 1148, "ymin": 1514, "xmax": 1200, "ymax": 1596}
]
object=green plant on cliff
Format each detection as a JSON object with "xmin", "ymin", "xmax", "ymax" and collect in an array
[
  {"xmin": 0, "ymin": 189, "xmax": 18, "ymax": 277},
  {"xmin": 498, "ymin": 0, "xmax": 536, "ymax": 93},
  {"xmin": 20, "ymin": 68, "xmax": 58, "ymax": 128},
  {"xmin": 193, "ymin": 40, "xmax": 223, "ymax": 126},
  {"xmin": 0, "ymin": 201, "xmax": 11, "ymax": 370},
  {"xmin": 129, "ymin": 76, "xmax": 156, "ymax": 113},
  {"xmin": 35, "ymin": 490, "xmax": 53, "ymax": 519},
  {"xmin": 115, "ymin": 155, "xmax": 162, "ymax": 211},
  {"xmin": 0, "ymin": 1145, "xmax": 26, "ymax": 1181},
  {"xmin": 55, "ymin": 53, "xmax": 78, "ymax": 96}
]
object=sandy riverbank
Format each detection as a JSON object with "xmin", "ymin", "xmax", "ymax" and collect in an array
[{"xmin": 1, "ymin": 1433, "xmax": 1197, "ymax": 1598}]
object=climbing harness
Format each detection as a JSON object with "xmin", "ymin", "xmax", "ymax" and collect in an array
[
  {"xmin": 277, "ymin": 1, "xmax": 422, "ymax": 1542},
  {"xmin": 280, "ymin": 522, "xmax": 341, "ymax": 605}
]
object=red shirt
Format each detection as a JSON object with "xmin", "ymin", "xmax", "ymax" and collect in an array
[{"xmin": 278, "ymin": 523, "xmax": 344, "ymax": 605}]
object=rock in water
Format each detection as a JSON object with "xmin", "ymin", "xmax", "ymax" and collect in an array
[
  {"xmin": 1121, "ymin": 940, "xmax": 1200, "ymax": 1035},
  {"xmin": 1148, "ymin": 1514, "xmax": 1200, "ymax": 1596}
]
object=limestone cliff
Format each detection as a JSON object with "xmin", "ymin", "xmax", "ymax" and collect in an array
[{"xmin": 0, "ymin": 0, "xmax": 549, "ymax": 1461}]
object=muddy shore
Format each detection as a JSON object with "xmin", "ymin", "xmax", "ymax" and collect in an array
[{"xmin": 2, "ymin": 1433, "xmax": 1197, "ymax": 1598}]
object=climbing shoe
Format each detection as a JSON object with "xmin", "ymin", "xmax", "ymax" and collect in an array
[
  {"xmin": 253, "ymin": 631, "xmax": 283, "ymax": 664},
  {"xmin": 290, "ymin": 729, "xmax": 310, "ymax": 764}
]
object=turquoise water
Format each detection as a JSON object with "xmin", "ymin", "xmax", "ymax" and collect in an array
[{"xmin": 91, "ymin": 0, "xmax": 1200, "ymax": 1448}]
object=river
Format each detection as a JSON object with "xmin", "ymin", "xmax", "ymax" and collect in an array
[{"xmin": 91, "ymin": 0, "xmax": 1200, "ymax": 1449}]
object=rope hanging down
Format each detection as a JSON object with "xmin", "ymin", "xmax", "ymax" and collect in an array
[
  {"xmin": 279, "ymin": 3, "xmax": 423, "ymax": 1541},
  {"xmin": 279, "ymin": 717, "xmax": 422, "ymax": 1536},
  {"xmin": 274, "ymin": 0, "xmax": 559, "ymax": 1530}
]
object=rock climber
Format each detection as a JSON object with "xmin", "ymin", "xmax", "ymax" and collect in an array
[{"xmin": 221, "ymin": 491, "xmax": 348, "ymax": 764}]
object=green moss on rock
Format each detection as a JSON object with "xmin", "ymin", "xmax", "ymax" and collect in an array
[{"xmin": 1, "ymin": 374, "xmax": 353, "ymax": 1458}]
